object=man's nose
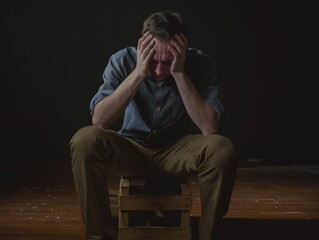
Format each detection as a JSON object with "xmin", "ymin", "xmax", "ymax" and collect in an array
[{"xmin": 154, "ymin": 63, "xmax": 164, "ymax": 75}]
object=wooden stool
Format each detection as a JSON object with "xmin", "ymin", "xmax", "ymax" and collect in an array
[{"xmin": 118, "ymin": 176, "xmax": 192, "ymax": 240}]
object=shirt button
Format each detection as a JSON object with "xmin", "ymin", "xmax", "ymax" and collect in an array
[
  {"xmin": 152, "ymin": 130, "xmax": 156, "ymax": 133},
  {"xmin": 156, "ymin": 107, "xmax": 161, "ymax": 112}
]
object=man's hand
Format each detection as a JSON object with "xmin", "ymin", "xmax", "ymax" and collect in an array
[
  {"xmin": 135, "ymin": 32, "xmax": 155, "ymax": 78},
  {"xmin": 169, "ymin": 34, "xmax": 188, "ymax": 77}
]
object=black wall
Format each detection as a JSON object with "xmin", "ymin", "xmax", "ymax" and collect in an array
[{"xmin": 0, "ymin": 1, "xmax": 316, "ymax": 162}]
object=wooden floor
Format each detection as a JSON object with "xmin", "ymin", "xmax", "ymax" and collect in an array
[{"xmin": 0, "ymin": 162, "xmax": 319, "ymax": 240}]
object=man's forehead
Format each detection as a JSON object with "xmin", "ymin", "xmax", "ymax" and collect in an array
[{"xmin": 153, "ymin": 38, "xmax": 174, "ymax": 60}]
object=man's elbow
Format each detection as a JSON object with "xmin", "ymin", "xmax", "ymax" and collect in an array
[
  {"xmin": 92, "ymin": 115, "xmax": 107, "ymax": 129},
  {"xmin": 202, "ymin": 125, "xmax": 219, "ymax": 136}
]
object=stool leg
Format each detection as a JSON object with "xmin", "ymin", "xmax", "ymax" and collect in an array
[{"xmin": 119, "ymin": 178, "xmax": 130, "ymax": 228}]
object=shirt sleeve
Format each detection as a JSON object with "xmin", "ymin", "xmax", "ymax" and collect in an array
[
  {"xmin": 89, "ymin": 49, "xmax": 134, "ymax": 115},
  {"xmin": 204, "ymin": 85, "xmax": 224, "ymax": 121},
  {"xmin": 188, "ymin": 50, "xmax": 224, "ymax": 121}
]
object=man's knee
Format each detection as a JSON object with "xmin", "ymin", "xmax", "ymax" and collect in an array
[
  {"xmin": 70, "ymin": 126, "xmax": 103, "ymax": 150},
  {"xmin": 199, "ymin": 134, "xmax": 237, "ymax": 170},
  {"xmin": 69, "ymin": 126, "xmax": 115, "ymax": 162}
]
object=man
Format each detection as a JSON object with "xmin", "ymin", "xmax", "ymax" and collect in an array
[{"xmin": 70, "ymin": 10, "xmax": 237, "ymax": 240}]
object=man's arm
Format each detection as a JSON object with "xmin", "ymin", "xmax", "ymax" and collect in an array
[
  {"xmin": 92, "ymin": 33, "xmax": 155, "ymax": 128},
  {"xmin": 172, "ymin": 72, "xmax": 219, "ymax": 135},
  {"xmin": 169, "ymin": 34, "xmax": 219, "ymax": 135}
]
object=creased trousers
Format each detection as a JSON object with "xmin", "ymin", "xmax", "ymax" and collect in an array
[{"xmin": 70, "ymin": 126, "xmax": 237, "ymax": 240}]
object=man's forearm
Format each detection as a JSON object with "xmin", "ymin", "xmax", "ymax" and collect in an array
[
  {"xmin": 173, "ymin": 72, "xmax": 219, "ymax": 135},
  {"xmin": 92, "ymin": 70, "xmax": 145, "ymax": 128}
]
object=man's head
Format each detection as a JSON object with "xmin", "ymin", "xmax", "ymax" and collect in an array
[
  {"xmin": 142, "ymin": 10, "xmax": 187, "ymax": 41},
  {"xmin": 142, "ymin": 10, "xmax": 187, "ymax": 81}
]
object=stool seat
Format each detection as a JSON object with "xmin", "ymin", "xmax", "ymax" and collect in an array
[{"xmin": 118, "ymin": 176, "xmax": 192, "ymax": 240}]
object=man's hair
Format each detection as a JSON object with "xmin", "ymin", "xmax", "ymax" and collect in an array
[{"xmin": 142, "ymin": 10, "xmax": 187, "ymax": 41}]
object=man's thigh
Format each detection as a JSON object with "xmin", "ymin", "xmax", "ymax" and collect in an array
[
  {"xmin": 150, "ymin": 134, "xmax": 233, "ymax": 176},
  {"xmin": 99, "ymin": 129, "xmax": 153, "ymax": 176},
  {"xmin": 71, "ymin": 126, "xmax": 152, "ymax": 176}
]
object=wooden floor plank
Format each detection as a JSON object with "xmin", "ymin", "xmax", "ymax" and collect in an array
[{"xmin": 1, "ymin": 162, "xmax": 319, "ymax": 239}]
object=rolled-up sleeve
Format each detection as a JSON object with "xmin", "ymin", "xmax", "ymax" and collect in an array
[
  {"xmin": 194, "ymin": 54, "xmax": 224, "ymax": 121},
  {"xmin": 204, "ymin": 85, "xmax": 224, "ymax": 121},
  {"xmin": 89, "ymin": 51, "xmax": 130, "ymax": 115}
]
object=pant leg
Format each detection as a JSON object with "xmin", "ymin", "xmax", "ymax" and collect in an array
[
  {"xmin": 151, "ymin": 134, "xmax": 238, "ymax": 240},
  {"xmin": 69, "ymin": 126, "xmax": 151, "ymax": 240}
]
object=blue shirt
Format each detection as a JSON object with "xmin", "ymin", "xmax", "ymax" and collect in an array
[{"xmin": 90, "ymin": 47, "xmax": 223, "ymax": 148}]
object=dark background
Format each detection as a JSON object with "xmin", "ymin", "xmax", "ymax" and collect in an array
[{"xmin": 0, "ymin": 0, "xmax": 316, "ymax": 163}]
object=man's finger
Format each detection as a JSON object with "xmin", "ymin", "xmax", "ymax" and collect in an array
[
  {"xmin": 169, "ymin": 46, "xmax": 178, "ymax": 56},
  {"xmin": 137, "ymin": 32, "xmax": 151, "ymax": 50},
  {"xmin": 139, "ymin": 34, "xmax": 153, "ymax": 52},
  {"xmin": 145, "ymin": 48, "xmax": 155, "ymax": 63},
  {"xmin": 142, "ymin": 39, "xmax": 155, "ymax": 58},
  {"xmin": 170, "ymin": 40, "xmax": 182, "ymax": 54},
  {"xmin": 174, "ymin": 34, "xmax": 187, "ymax": 49}
]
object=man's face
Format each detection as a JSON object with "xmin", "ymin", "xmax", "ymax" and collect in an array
[{"xmin": 149, "ymin": 37, "xmax": 174, "ymax": 81}]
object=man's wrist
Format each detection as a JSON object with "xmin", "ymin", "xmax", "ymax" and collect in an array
[
  {"xmin": 132, "ymin": 69, "xmax": 147, "ymax": 82},
  {"xmin": 171, "ymin": 71, "xmax": 186, "ymax": 80}
]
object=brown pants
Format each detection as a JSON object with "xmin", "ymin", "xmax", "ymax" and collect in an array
[{"xmin": 70, "ymin": 126, "xmax": 237, "ymax": 240}]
